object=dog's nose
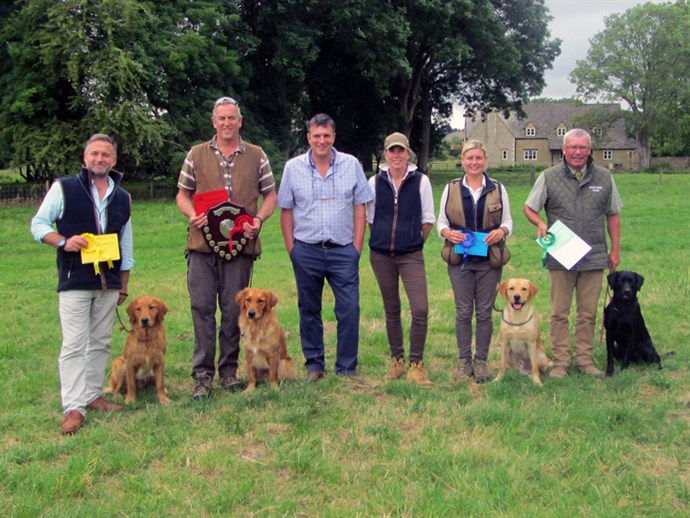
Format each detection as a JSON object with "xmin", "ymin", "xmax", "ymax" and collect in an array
[
  {"xmin": 141, "ymin": 317, "xmax": 150, "ymax": 327},
  {"xmin": 248, "ymin": 310, "xmax": 256, "ymax": 319},
  {"xmin": 513, "ymin": 295, "xmax": 521, "ymax": 302}
]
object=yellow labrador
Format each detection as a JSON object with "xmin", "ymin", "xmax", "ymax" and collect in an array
[{"xmin": 496, "ymin": 279, "xmax": 551, "ymax": 385}]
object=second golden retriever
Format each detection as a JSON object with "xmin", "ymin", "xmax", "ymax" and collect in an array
[
  {"xmin": 107, "ymin": 295, "xmax": 170, "ymax": 405},
  {"xmin": 235, "ymin": 287, "xmax": 295, "ymax": 392},
  {"xmin": 496, "ymin": 279, "xmax": 551, "ymax": 385}
]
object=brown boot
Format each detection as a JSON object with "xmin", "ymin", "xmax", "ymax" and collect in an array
[
  {"xmin": 453, "ymin": 359, "xmax": 473, "ymax": 382},
  {"xmin": 549, "ymin": 365, "xmax": 569, "ymax": 379},
  {"xmin": 473, "ymin": 360, "xmax": 491, "ymax": 383},
  {"xmin": 385, "ymin": 357, "xmax": 406, "ymax": 380},
  {"xmin": 406, "ymin": 362, "xmax": 433, "ymax": 387},
  {"xmin": 576, "ymin": 364, "xmax": 604, "ymax": 377}
]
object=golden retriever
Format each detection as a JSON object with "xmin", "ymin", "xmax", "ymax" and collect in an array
[
  {"xmin": 496, "ymin": 279, "xmax": 551, "ymax": 385},
  {"xmin": 235, "ymin": 287, "xmax": 295, "ymax": 392},
  {"xmin": 107, "ymin": 295, "xmax": 170, "ymax": 405}
]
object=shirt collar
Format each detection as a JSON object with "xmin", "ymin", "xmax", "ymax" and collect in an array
[{"xmin": 209, "ymin": 135, "xmax": 246, "ymax": 154}]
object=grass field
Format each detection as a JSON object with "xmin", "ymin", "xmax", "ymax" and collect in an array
[{"xmin": 1, "ymin": 172, "xmax": 689, "ymax": 516}]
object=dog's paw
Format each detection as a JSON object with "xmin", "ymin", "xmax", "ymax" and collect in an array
[{"xmin": 243, "ymin": 383, "xmax": 256, "ymax": 393}]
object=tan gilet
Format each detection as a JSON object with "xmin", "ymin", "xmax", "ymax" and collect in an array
[{"xmin": 185, "ymin": 141, "xmax": 264, "ymax": 256}]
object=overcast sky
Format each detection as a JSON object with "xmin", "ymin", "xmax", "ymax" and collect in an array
[{"xmin": 451, "ymin": 0, "xmax": 663, "ymax": 127}]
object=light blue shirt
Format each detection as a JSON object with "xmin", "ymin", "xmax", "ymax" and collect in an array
[
  {"xmin": 278, "ymin": 148, "xmax": 374, "ymax": 245},
  {"xmin": 30, "ymin": 177, "xmax": 135, "ymax": 271}
]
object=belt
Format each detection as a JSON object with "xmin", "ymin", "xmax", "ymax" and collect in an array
[{"xmin": 297, "ymin": 239, "xmax": 341, "ymax": 249}]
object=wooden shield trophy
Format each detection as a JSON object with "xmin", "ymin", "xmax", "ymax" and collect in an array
[{"xmin": 202, "ymin": 200, "xmax": 253, "ymax": 261}]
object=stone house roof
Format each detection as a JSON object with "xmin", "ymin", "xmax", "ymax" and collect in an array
[{"xmin": 465, "ymin": 102, "xmax": 637, "ymax": 150}]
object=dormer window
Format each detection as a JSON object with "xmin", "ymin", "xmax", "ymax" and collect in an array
[
  {"xmin": 592, "ymin": 127, "xmax": 602, "ymax": 136},
  {"xmin": 525, "ymin": 125, "xmax": 536, "ymax": 137},
  {"xmin": 556, "ymin": 125, "xmax": 566, "ymax": 136}
]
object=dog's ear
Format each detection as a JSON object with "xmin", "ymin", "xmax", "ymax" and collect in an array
[
  {"xmin": 235, "ymin": 288, "xmax": 246, "ymax": 306},
  {"xmin": 634, "ymin": 272, "xmax": 645, "ymax": 290},
  {"xmin": 157, "ymin": 299, "xmax": 169, "ymax": 321},
  {"xmin": 529, "ymin": 281, "xmax": 538, "ymax": 298},
  {"xmin": 126, "ymin": 299, "xmax": 138, "ymax": 324},
  {"xmin": 498, "ymin": 281, "xmax": 508, "ymax": 298},
  {"xmin": 607, "ymin": 271, "xmax": 619, "ymax": 289},
  {"xmin": 268, "ymin": 291, "xmax": 279, "ymax": 308}
]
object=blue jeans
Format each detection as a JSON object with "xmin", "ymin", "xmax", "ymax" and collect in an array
[{"xmin": 290, "ymin": 240, "xmax": 361, "ymax": 374}]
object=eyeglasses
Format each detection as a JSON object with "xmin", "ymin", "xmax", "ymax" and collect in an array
[
  {"xmin": 564, "ymin": 145, "xmax": 590, "ymax": 152},
  {"xmin": 213, "ymin": 96, "xmax": 239, "ymax": 108}
]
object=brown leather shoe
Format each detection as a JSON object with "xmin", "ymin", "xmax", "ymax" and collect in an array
[
  {"xmin": 576, "ymin": 364, "xmax": 605, "ymax": 377},
  {"xmin": 306, "ymin": 370, "xmax": 325, "ymax": 382},
  {"xmin": 86, "ymin": 396, "xmax": 123, "ymax": 412},
  {"xmin": 549, "ymin": 365, "xmax": 569, "ymax": 379},
  {"xmin": 61, "ymin": 410, "xmax": 84, "ymax": 435}
]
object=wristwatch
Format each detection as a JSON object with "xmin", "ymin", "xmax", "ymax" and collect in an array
[{"xmin": 57, "ymin": 238, "xmax": 66, "ymax": 250}]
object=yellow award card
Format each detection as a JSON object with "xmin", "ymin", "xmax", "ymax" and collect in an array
[{"xmin": 80, "ymin": 233, "xmax": 120, "ymax": 275}]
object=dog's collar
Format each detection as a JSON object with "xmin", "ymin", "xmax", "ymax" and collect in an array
[{"xmin": 502, "ymin": 309, "xmax": 534, "ymax": 327}]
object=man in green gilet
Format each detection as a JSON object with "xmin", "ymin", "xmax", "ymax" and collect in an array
[{"xmin": 524, "ymin": 128, "xmax": 622, "ymax": 379}]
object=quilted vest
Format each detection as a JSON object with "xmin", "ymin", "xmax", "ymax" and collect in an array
[{"xmin": 542, "ymin": 159, "xmax": 613, "ymax": 270}]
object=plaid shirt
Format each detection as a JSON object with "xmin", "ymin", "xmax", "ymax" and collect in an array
[
  {"xmin": 278, "ymin": 148, "xmax": 373, "ymax": 245},
  {"xmin": 177, "ymin": 136, "xmax": 274, "ymax": 196}
]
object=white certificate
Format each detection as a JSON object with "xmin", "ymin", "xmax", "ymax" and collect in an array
[{"xmin": 539, "ymin": 220, "xmax": 591, "ymax": 270}]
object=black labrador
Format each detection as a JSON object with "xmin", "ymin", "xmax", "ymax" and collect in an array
[{"xmin": 604, "ymin": 271, "xmax": 661, "ymax": 376}]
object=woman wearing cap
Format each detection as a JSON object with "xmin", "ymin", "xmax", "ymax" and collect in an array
[
  {"xmin": 437, "ymin": 140, "xmax": 513, "ymax": 383},
  {"xmin": 366, "ymin": 132, "xmax": 435, "ymax": 386}
]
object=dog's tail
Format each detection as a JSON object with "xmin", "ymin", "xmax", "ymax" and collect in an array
[{"xmin": 278, "ymin": 357, "xmax": 296, "ymax": 381}]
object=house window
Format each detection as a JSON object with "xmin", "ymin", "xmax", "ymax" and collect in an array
[
  {"xmin": 524, "ymin": 149, "xmax": 537, "ymax": 161},
  {"xmin": 525, "ymin": 127, "xmax": 536, "ymax": 137},
  {"xmin": 502, "ymin": 150, "xmax": 508, "ymax": 160},
  {"xmin": 603, "ymin": 150, "xmax": 613, "ymax": 160},
  {"xmin": 592, "ymin": 127, "xmax": 602, "ymax": 137},
  {"xmin": 557, "ymin": 126, "xmax": 566, "ymax": 136}
]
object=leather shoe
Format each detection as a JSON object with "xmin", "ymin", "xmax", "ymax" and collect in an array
[
  {"xmin": 306, "ymin": 370, "xmax": 325, "ymax": 382},
  {"xmin": 86, "ymin": 396, "xmax": 123, "ymax": 412},
  {"xmin": 549, "ymin": 365, "xmax": 569, "ymax": 379},
  {"xmin": 576, "ymin": 364, "xmax": 605, "ymax": 377},
  {"xmin": 61, "ymin": 411, "xmax": 84, "ymax": 435}
]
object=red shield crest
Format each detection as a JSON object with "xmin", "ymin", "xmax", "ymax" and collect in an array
[{"xmin": 202, "ymin": 201, "xmax": 253, "ymax": 261}]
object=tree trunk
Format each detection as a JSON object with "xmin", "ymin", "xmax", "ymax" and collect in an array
[
  {"xmin": 636, "ymin": 128, "xmax": 651, "ymax": 169},
  {"xmin": 417, "ymin": 96, "xmax": 432, "ymax": 173}
]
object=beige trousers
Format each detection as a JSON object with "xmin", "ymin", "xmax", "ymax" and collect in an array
[{"xmin": 549, "ymin": 269, "xmax": 604, "ymax": 368}]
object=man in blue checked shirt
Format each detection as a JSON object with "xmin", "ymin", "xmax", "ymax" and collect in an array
[{"xmin": 278, "ymin": 114, "xmax": 374, "ymax": 381}]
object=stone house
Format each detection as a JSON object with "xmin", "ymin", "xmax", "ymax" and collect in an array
[{"xmin": 464, "ymin": 103, "xmax": 640, "ymax": 171}]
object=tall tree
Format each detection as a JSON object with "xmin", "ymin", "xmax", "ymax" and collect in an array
[
  {"xmin": 0, "ymin": 0, "xmax": 243, "ymax": 179},
  {"xmin": 570, "ymin": 1, "xmax": 690, "ymax": 167},
  {"xmin": 386, "ymin": 0, "xmax": 560, "ymax": 171}
]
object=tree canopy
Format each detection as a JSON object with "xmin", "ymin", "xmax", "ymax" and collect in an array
[
  {"xmin": 0, "ymin": 0, "xmax": 560, "ymax": 179},
  {"xmin": 570, "ymin": 0, "xmax": 690, "ymax": 166}
]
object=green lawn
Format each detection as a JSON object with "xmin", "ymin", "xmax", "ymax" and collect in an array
[{"xmin": 1, "ymin": 172, "xmax": 688, "ymax": 516}]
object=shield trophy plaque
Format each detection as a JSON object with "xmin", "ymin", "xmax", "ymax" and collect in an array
[{"xmin": 202, "ymin": 200, "xmax": 254, "ymax": 261}]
